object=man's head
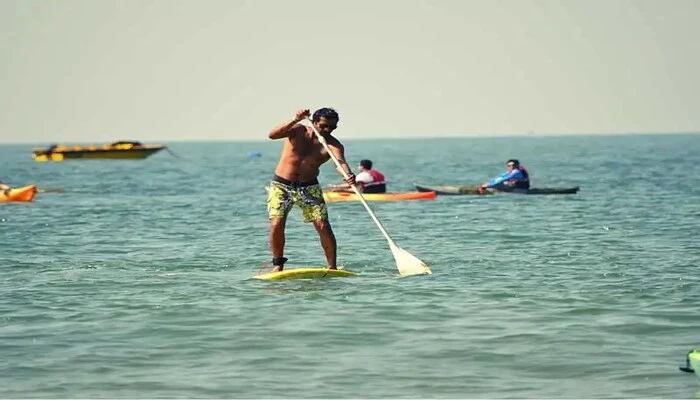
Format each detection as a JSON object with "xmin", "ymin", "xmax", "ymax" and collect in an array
[
  {"xmin": 506, "ymin": 159, "xmax": 520, "ymax": 171},
  {"xmin": 312, "ymin": 107, "xmax": 339, "ymax": 136},
  {"xmin": 359, "ymin": 159, "xmax": 373, "ymax": 171}
]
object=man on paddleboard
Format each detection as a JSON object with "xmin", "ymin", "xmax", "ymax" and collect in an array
[{"xmin": 267, "ymin": 107, "xmax": 356, "ymax": 272}]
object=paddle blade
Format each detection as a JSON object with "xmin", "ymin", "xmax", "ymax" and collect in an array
[{"xmin": 391, "ymin": 244, "xmax": 432, "ymax": 276}]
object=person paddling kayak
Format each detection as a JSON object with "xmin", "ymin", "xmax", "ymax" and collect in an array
[
  {"xmin": 479, "ymin": 159, "xmax": 530, "ymax": 193},
  {"xmin": 328, "ymin": 159, "xmax": 387, "ymax": 193},
  {"xmin": 0, "ymin": 180, "xmax": 11, "ymax": 196}
]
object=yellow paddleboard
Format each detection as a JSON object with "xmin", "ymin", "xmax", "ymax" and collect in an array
[{"xmin": 254, "ymin": 267, "xmax": 357, "ymax": 281}]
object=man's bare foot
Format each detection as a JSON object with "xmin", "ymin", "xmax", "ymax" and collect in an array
[{"xmin": 269, "ymin": 257, "xmax": 287, "ymax": 273}]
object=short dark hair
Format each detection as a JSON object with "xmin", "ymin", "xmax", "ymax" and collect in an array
[
  {"xmin": 359, "ymin": 159, "xmax": 373, "ymax": 169},
  {"xmin": 312, "ymin": 107, "xmax": 339, "ymax": 122},
  {"xmin": 507, "ymin": 159, "xmax": 520, "ymax": 168}
]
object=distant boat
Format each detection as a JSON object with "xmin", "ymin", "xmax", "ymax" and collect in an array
[
  {"xmin": 0, "ymin": 184, "xmax": 37, "ymax": 202},
  {"xmin": 414, "ymin": 183, "xmax": 580, "ymax": 195},
  {"xmin": 32, "ymin": 141, "xmax": 166, "ymax": 162}
]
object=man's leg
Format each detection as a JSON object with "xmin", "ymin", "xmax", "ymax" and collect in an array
[
  {"xmin": 269, "ymin": 217, "xmax": 288, "ymax": 272},
  {"xmin": 267, "ymin": 182, "xmax": 292, "ymax": 272},
  {"xmin": 300, "ymin": 185, "xmax": 336, "ymax": 269},
  {"xmin": 312, "ymin": 219, "xmax": 337, "ymax": 269}
]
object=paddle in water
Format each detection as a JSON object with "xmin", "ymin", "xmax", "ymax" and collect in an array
[
  {"xmin": 37, "ymin": 188, "xmax": 65, "ymax": 193},
  {"xmin": 307, "ymin": 118, "xmax": 432, "ymax": 277}
]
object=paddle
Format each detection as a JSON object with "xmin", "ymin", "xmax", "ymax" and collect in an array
[
  {"xmin": 37, "ymin": 188, "xmax": 65, "ymax": 194},
  {"xmin": 306, "ymin": 118, "xmax": 431, "ymax": 277}
]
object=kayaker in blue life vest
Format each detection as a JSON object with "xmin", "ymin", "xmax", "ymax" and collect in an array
[{"xmin": 479, "ymin": 159, "xmax": 530, "ymax": 192}]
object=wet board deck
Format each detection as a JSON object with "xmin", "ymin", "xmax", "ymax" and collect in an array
[{"xmin": 254, "ymin": 267, "xmax": 358, "ymax": 281}]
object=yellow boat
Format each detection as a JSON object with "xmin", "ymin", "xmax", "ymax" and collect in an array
[{"xmin": 32, "ymin": 141, "xmax": 166, "ymax": 162}]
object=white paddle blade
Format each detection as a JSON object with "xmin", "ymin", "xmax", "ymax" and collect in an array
[{"xmin": 392, "ymin": 245, "xmax": 432, "ymax": 276}]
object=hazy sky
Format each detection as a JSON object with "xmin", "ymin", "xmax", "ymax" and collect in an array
[{"xmin": 1, "ymin": 0, "xmax": 699, "ymax": 143}]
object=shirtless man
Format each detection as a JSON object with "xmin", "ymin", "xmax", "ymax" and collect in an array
[{"xmin": 266, "ymin": 107, "xmax": 356, "ymax": 272}]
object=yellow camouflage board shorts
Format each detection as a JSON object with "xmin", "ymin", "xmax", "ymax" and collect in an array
[{"xmin": 267, "ymin": 181, "xmax": 328, "ymax": 222}]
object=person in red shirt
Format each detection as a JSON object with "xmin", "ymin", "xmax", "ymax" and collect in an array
[{"xmin": 328, "ymin": 159, "xmax": 387, "ymax": 193}]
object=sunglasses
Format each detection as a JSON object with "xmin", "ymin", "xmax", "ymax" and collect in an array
[{"xmin": 318, "ymin": 123, "xmax": 337, "ymax": 130}]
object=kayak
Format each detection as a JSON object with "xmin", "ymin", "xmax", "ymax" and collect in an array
[
  {"xmin": 0, "ymin": 185, "xmax": 38, "ymax": 202},
  {"xmin": 414, "ymin": 183, "xmax": 580, "ymax": 195},
  {"xmin": 323, "ymin": 191, "xmax": 437, "ymax": 202}
]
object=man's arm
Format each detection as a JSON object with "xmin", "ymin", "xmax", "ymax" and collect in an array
[
  {"xmin": 268, "ymin": 109, "xmax": 310, "ymax": 140},
  {"xmin": 486, "ymin": 170, "xmax": 523, "ymax": 188},
  {"xmin": 327, "ymin": 142, "xmax": 353, "ymax": 175},
  {"xmin": 326, "ymin": 141, "xmax": 356, "ymax": 184},
  {"xmin": 268, "ymin": 119, "xmax": 305, "ymax": 140},
  {"xmin": 333, "ymin": 171, "xmax": 371, "ymax": 189}
]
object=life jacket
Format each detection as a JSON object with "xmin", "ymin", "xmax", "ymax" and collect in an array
[
  {"xmin": 508, "ymin": 166, "xmax": 530, "ymax": 189},
  {"xmin": 363, "ymin": 169, "xmax": 387, "ymax": 193}
]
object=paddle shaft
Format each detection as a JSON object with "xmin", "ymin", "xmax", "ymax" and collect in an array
[
  {"xmin": 307, "ymin": 119, "xmax": 397, "ymax": 248},
  {"xmin": 37, "ymin": 188, "xmax": 65, "ymax": 193}
]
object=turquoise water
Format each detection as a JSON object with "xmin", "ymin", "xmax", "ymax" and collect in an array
[{"xmin": 1, "ymin": 134, "xmax": 699, "ymax": 398}]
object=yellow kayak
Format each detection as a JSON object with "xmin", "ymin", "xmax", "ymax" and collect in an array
[
  {"xmin": 0, "ymin": 185, "xmax": 37, "ymax": 202},
  {"xmin": 323, "ymin": 191, "xmax": 436, "ymax": 202}
]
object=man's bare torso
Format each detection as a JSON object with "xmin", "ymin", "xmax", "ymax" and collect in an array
[{"xmin": 274, "ymin": 126, "xmax": 340, "ymax": 182}]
